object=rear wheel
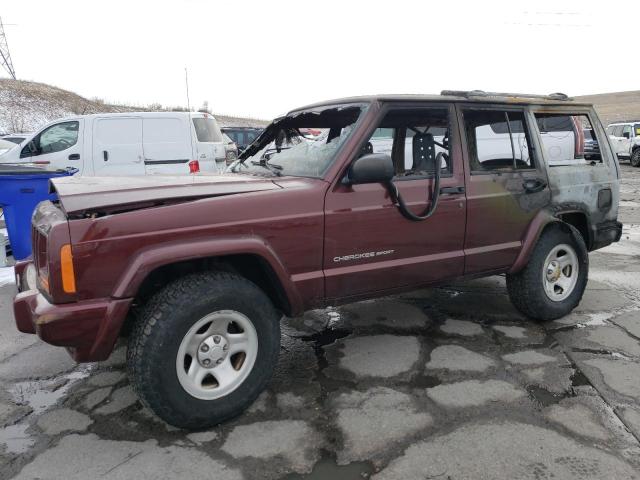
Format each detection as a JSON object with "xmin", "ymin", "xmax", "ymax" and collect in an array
[
  {"xmin": 507, "ymin": 226, "xmax": 588, "ymax": 321},
  {"xmin": 127, "ymin": 272, "xmax": 280, "ymax": 429},
  {"xmin": 631, "ymin": 149, "xmax": 640, "ymax": 167}
]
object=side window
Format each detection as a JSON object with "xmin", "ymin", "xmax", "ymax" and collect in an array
[
  {"xmin": 622, "ymin": 125, "xmax": 632, "ymax": 138},
  {"xmin": 362, "ymin": 107, "xmax": 452, "ymax": 177},
  {"xmin": 32, "ymin": 121, "xmax": 79, "ymax": 156},
  {"xmin": 463, "ymin": 109, "xmax": 534, "ymax": 172},
  {"xmin": 612, "ymin": 126, "xmax": 623, "ymax": 137},
  {"xmin": 606, "ymin": 126, "xmax": 614, "ymax": 136},
  {"xmin": 635, "ymin": 124, "xmax": 640, "ymax": 137},
  {"xmin": 246, "ymin": 131, "xmax": 260, "ymax": 143},
  {"xmin": 534, "ymin": 113, "xmax": 601, "ymax": 165}
]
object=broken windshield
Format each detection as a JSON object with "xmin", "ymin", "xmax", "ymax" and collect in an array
[{"xmin": 231, "ymin": 104, "xmax": 366, "ymax": 178}]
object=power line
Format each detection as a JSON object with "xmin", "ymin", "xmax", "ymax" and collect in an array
[{"xmin": 0, "ymin": 17, "xmax": 16, "ymax": 79}]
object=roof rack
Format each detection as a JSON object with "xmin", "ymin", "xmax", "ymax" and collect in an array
[{"xmin": 440, "ymin": 90, "xmax": 572, "ymax": 101}]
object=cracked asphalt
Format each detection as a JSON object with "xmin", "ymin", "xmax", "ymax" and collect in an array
[{"xmin": 1, "ymin": 163, "xmax": 640, "ymax": 480}]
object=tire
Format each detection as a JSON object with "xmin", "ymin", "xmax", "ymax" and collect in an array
[
  {"xmin": 631, "ymin": 149, "xmax": 640, "ymax": 167},
  {"xmin": 506, "ymin": 225, "xmax": 588, "ymax": 321},
  {"xmin": 127, "ymin": 271, "xmax": 280, "ymax": 429}
]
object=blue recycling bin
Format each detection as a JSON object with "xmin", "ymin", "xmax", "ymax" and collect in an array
[{"xmin": 0, "ymin": 165, "xmax": 77, "ymax": 260}]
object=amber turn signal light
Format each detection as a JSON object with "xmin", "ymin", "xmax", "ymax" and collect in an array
[{"xmin": 60, "ymin": 244, "xmax": 77, "ymax": 294}]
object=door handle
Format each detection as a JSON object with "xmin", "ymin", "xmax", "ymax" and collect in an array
[
  {"xmin": 440, "ymin": 186, "xmax": 465, "ymax": 195},
  {"xmin": 68, "ymin": 153, "xmax": 80, "ymax": 160},
  {"xmin": 103, "ymin": 150, "xmax": 109, "ymax": 161},
  {"xmin": 523, "ymin": 178, "xmax": 547, "ymax": 193}
]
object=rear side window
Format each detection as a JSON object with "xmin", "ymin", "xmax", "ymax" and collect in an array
[
  {"xmin": 192, "ymin": 117, "xmax": 222, "ymax": 142},
  {"xmin": 463, "ymin": 109, "xmax": 534, "ymax": 171},
  {"xmin": 533, "ymin": 113, "xmax": 601, "ymax": 165}
]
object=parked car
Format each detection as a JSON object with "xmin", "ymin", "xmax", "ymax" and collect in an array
[
  {"xmin": 222, "ymin": 133, "xmax": 239, "ymax": 165},
  {"xmin": 583, "ymin": 128, "xmax": 600, "ymax": 161},
  {"xmin": 0, "ymin": 139, "xmax": 18, "ymax": 156},
  {"xmin": 14, "ymin": 91, "xmax": 621, "ymax": 429},
  {"xmin": 606, "ymin": 121, "xmax": 640, "ymax": 166},
  {"xmin": 1, "ymin": 133, "xmax": 31, "ymax": 145},
  {"xmin": 221, "ymin": 127, "xmax": 263, "ymax": 153},
  {"xmin": 0, "ymin": 112, "xmax": 226, "ymax": 175}
]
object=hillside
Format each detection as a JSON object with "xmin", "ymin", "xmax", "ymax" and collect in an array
[
  {"xmin": 574, "ymin": 91, "xmax": 640, "ymax": 126},
  {"xmin": 0, "ymin": 79, "xmax": 268, "ymax": 134}
]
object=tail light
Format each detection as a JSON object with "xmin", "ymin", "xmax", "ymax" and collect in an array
[{"xmin": 189, "ymin": 160, "xmax": 200, "ymax": 173}]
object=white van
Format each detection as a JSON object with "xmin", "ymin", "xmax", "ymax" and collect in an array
[{"xmin": 0, "ymin": 112, "xmax": 226, "ymax": 175}]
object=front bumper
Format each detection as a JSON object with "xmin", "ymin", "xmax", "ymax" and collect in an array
[{"xmin": 13, "ymin": 261, "xmax": 132, "ymax": 362}]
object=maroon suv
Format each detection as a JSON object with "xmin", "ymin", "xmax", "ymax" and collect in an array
[{"xmin": 14, "ymin": 91, "xmax": 622, "ymax": 429}]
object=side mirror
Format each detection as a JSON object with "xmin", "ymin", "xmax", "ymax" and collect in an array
[
  {"xmin": 623, "ymin": 132, "xmax": 631, "ymax": 139},
  {"xmin": 346, "ymin": 153, "xmax": 394, "ymax": 185}
]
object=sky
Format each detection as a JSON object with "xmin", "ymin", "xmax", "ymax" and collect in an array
[{"xmin": 2, "ymin": 0, "xmax": 636, "ymax": 120}]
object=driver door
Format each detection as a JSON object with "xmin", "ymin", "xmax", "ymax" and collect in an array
[
  {"xmin": 20, "ymin": 120, "xmax": 84, "ymax": 172},
  {"xmin": 323, "ymin": 104, "xmax": 467, "ymax": 301}
]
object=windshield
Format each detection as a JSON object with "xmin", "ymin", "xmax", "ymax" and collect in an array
[{"xmin": 231, "ymin": 104, "xmax": 365, "ymax": 178}]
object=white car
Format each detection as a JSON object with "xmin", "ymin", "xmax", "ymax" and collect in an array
[
  {"xmin": 607, "ymin": 122, "xmax": 640, "ymax": 166},
  {"xmin": 0, "ymin": 112, "xmax": 226, "ymax": 176},
  {"xmin": 1, "ymin": 133, "xmax": 31, "ymax": 145},
  {"xmin": 0, "ymin": 139, "xmax": 18, "ymax": 157}
]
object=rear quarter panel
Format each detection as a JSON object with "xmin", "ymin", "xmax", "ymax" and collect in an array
[{"xmin": 530, "ymin": 106, "xmax": 620, "ymax": 242}]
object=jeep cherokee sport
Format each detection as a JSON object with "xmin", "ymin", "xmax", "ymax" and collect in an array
[{"xmin": 14, "ymin": 91, "xmax": 622, "ymax": 429}]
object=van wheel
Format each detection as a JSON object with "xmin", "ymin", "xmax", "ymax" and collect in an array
[
  {"xmin": 127, "ymin": 272, "xmax": 280, "ymax": 429},
  {"xmin": 506, "ymin": 225, "xmax": 588, "ymax": 321},
  {"xmin": 631, "ymin": 149, "xmax": 640, "ymax": 167}
]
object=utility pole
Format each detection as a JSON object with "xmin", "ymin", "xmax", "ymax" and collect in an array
[
  {"xmin": 184, "ymin": 67, "xmax": 191, "ymax": 111},
  {"xmin": 0, "ymin": 17, "xmax": 16, "ymax": 79}
]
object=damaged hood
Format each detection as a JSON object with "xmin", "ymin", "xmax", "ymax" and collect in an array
[{"xmin": 50, "ymin": 174, "xmax": 282, "ymax": 214}]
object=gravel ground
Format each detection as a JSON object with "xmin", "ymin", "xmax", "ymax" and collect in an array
[{"xmin": 0, "ymin": 163, "xmax": 639, "ymax": 480}]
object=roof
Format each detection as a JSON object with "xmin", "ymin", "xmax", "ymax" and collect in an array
[{"xmin": 289, "ymin": 91, "xmax": 593, "ymax": 114}]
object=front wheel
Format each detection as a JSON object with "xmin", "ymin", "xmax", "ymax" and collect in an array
[
  {"xmin": 631, "ymin": 149, "xmax": 640, "ymax": 167},
  {"xmin": 127, "ymin": 272, "xmax": 280, "ymax": 429},
  {"xmin": 507, "ymin": 226, "xmax": 588, "ymax": 321}
]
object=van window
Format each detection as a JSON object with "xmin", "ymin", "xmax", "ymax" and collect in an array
[
  {"xmin": 463, "ymin": 109, "xmax": 534, "ymax": 171},
  {"xmin": 534, "ymin": 113, "xmax": 601, "ymax": 165},
  {"xmin": 193, "ymin": 118, "xmax": 222, "ymax": 142},
  {"xmin": 38, "ymin": 121, "xmax": 79, "ymax": 154}
]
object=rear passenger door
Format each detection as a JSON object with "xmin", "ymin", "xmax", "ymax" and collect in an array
[
  {"xmin": 92, "ymin": 117, "xmax": 145, "ymax": 176},
  {"xmin": 460, "ymin": 106, "xmax": 550, "ymax": 274}
]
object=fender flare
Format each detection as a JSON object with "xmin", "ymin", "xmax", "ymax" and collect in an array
[
  {"xmin": 508, "ymin": 210, "xmax": 558, "ymax": 274},
  {"xmin": 111, "ymin": 236, "xmax": 304, "ymax": 314}
]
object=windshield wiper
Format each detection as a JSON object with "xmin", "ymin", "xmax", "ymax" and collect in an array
[{"xmin": 250, "ymin": 159, "xmax": 283, "ymax": 176}]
